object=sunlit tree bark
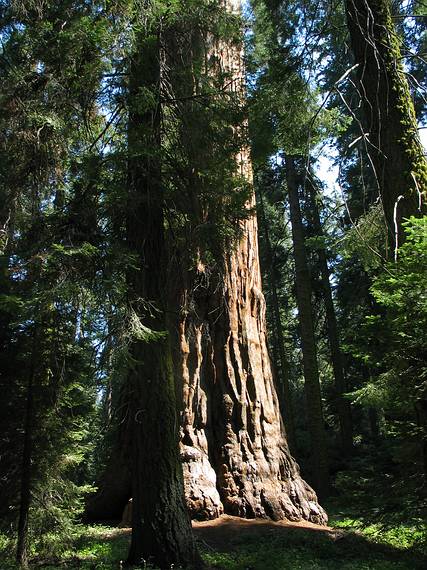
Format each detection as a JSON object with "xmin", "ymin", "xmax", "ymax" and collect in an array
[{"xmin": 177, "ymin": 3, "xmax": 327, "ymax": 521}]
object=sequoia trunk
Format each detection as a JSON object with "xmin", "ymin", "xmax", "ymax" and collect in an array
[
  {"xmin": 178, "ymin": 192, "xmax": 326, "ymax": 523},
  {"xmin": 176, "ymin": 4, "xmax": 326, "ymax": 521}
]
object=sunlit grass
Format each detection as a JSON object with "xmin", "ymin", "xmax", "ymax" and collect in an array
[
  {"xmin": 0, "ymin": 513, "xmax": 425, "ymax": 569},
  {"xmin": 200, "ymin": 523, "xmax": 424, "ymax": 570},
  {"xmin": 327, "ymin": 504, "xmax": 426, "ymax": 554}
]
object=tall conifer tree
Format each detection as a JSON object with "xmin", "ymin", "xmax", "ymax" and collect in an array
[{"xmin": 345, "ymin": 0, "xmax": 427, "ymax": 249}]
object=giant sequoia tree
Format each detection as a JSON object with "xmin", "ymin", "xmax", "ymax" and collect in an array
[
  {"xmin": 176, "ymin": 3, "xmax": 326, "ymax": 519},
  {"xmin": 87, "ymin": 0, "xmax": 327, "ymax": 528}
]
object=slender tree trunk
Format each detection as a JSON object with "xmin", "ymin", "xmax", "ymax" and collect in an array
[
  {"xmin": 285, "ymin": 156, "xmax": 329, "ymax": 499},
  {"xmin": 305, "ymin": 176, "xmax": 353, "ymax": 453},
  {"xmin": 16, "ymin": 336, "xmax": 36, "ymax": 569},
  {"xmin": 415, "ymin": 400, "xmax": 427, "ymax": 480},
  {"xmin": 125, "ymin": 22, "xmax": 199, "ymax": 569},
  {"xmin": 256, "ymin": 183, "xmax": 296, "ymax": 450},
  {"xmin": 345, "ymin": 0, "xmax": 427, "ymax": 249}
]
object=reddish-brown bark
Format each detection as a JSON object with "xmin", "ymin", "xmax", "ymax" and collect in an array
[{"xmin": 176, "ymin": 196, "xmax": 327, "ymax": 522}]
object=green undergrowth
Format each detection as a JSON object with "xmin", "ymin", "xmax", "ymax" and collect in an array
[
  {"xmin": 0, "ymin": 525, "xmax": 130, "ymax": 569},
  {"xmin": 201, "ymin": 517, "xmax": 426, "ymax": 570},
  {"xmin": 328, "ymin": 510, "xmax": 426, "ymax": 553},
  {"xmin": 0, "ymin": 512, "xmax": 425, "ymax": 569}
]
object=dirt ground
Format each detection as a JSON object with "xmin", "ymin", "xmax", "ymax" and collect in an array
[{"xmin": 192, "ymin": 514, "xmax": 339, "ymax": 551}]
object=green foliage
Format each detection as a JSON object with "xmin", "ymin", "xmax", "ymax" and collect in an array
[
  {"xmin": 349, "ymin": 217, "xmax": 427, "ymax": 420},
  {"xmin": 329, "ymin": 219, "xmax": 426, "ymax": 529},
  {"xmin": 342, "ymin": 203, "xmax": 389, "ymax": 271},
  {"xmin": 248, "ymin": 0, "xmax": 351, "ymax": 162},
  {"xmin": 0, "ymin": 0, "xmax": 119, "ymax": 557},
  {"xmin": 0, "ymin": 525, "xmax": 130, "ymax": 569},
  {"xmin": 329, "ymin": 501, "xmax": 427, "ymax": 555},
  {"xmin": 1, "ymin": 517, "xmax": 425, "ymax": 569}
]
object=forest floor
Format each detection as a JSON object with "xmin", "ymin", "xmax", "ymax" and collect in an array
[{"xmin": 1, "ymin": 507, "xmax": 426, "ymax": 569}]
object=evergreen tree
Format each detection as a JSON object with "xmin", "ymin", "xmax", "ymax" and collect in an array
[
  {"xmin": 0, "ymin": 1, "xmax": 114, "ymax": 562},
  {"xmin": 285, "ymin": 155, "xmax": 329, "ymax": 498},
  {"xmin": 124, "ymin": 3, "xmax": 199, "ymax": 566},
  {"xmin": 345, "ymin": 0, "xmax": 427, "ymax": 249},
  {"xmin": 304, "ymin": 174, "xmax": 354, "ymax": 453},
  {"xmin": 255, "ymin": 165, "xmax": 296, "ymax": 449}
]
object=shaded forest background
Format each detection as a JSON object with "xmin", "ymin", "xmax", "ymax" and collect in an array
[{"xmin": 0, "ymin": 0, "xmax": 426, "ymax": 568}]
